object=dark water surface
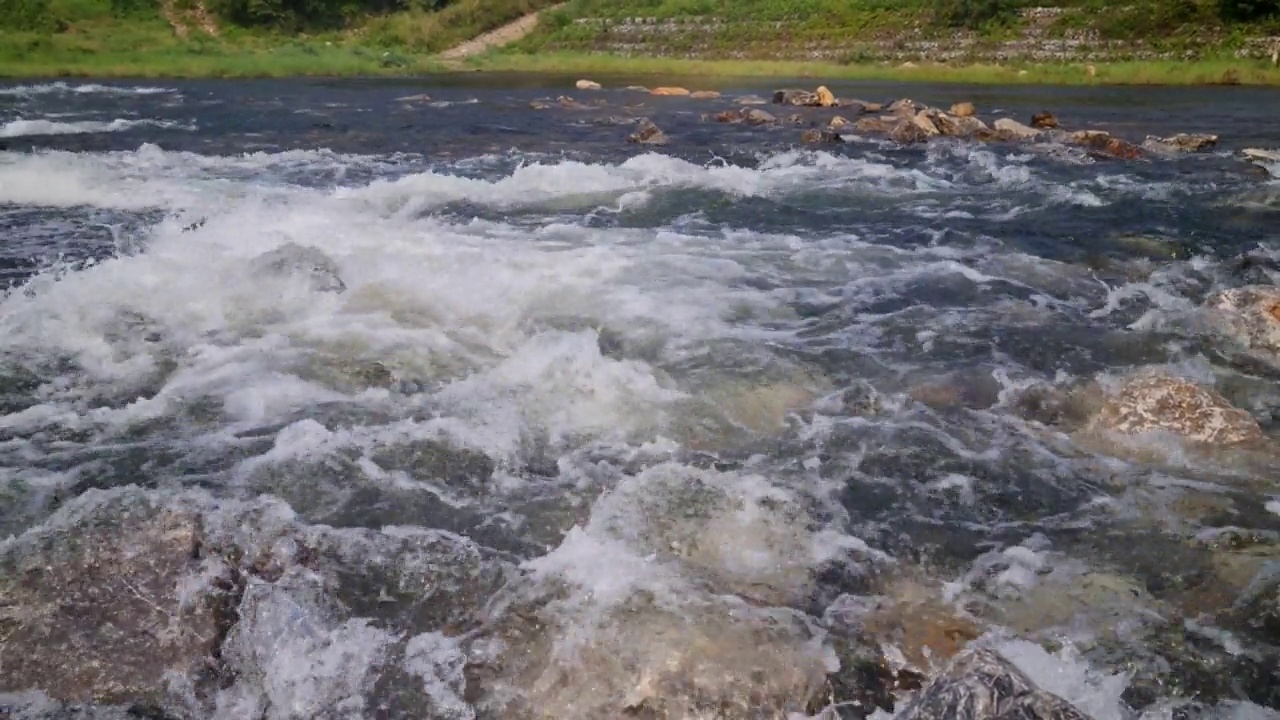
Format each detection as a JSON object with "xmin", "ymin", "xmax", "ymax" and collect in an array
[{"xmin": 1, "ymin": 76, "xmax": 1279, "ymax": 720}]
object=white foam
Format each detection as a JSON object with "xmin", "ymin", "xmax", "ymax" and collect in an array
[
  {"xmin": 0, "ymin": 81, "xmax": 175, "ymax": 96},
  {"xmin": 1267, "ymin": 500, "xmax": 1280, "ymax": 516},
  {"xmin": 996, "ymin": 638, "xmax": 1130, "ymax": 720},
  {"xmin": 0, "ymin": 117, "xmax": 193, "ymax": 138}
]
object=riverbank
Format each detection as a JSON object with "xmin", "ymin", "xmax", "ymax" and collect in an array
[{"xmin": 5, "ymin": 41, "xmax": 1280, "ymax": 87}]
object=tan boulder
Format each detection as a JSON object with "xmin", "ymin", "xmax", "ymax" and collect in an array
[
  {"xmin": 912, "ymin": 111, "xmax": 941, "ymax": 137},
  {"xmin": 993, "ymin": 117, "xmax": 1042, "ymax": 139},
  {"xmin": 651, "ymin": 86, "xmax": 691, "ymax": 96},
  {"xmin": 949, "ymin": 102, "xmax": 976, "ymax": 117},
  {"xmin": 890, "ymin": 118, "xmax": 930, "ymax": 144},
  {"xmin": 575, "ymin": 79, "xmax": 602, "ymax": 90},
  {"xmin": 690, "ymin": 90, "xmax": 721, "ymax": 99},
  {"xmin": 934, "ymin": 113, "xmax": 989, "ymax": 138},
  {"xmin": 886, "ymin": 98, "xmax": 920, "ymax": 116},
  {"xmin": 815, "ymin": 85, "xmax": 836, "ymax": 107},
  {"xmin": 1085, "ymin": 369, "xmax": 1263, "ymax": 446},
  {"xmin": 744, "ymin": 108, "xmax": 777, "ymax": 125},
  {"xmin": 829, "ymin": 115, "xmax": 853, "ymax": 130}
]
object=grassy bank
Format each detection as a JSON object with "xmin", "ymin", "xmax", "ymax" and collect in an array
[
  {"xmin": 462, "ymin": 50, "xmax": 1280, "ymax": 86},
  {"xmin": 1, "ymin": 0, "xmax": 1279, "ymax": 83}
]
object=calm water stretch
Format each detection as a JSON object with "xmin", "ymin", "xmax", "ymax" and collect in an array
[{"xmin": 1, "ymin": 76, "xmax": 1279, "ymax": 720}]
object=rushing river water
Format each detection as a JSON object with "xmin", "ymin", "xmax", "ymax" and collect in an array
[{"xmin": 1, "ymin": 76, "xmax": 1279, "ymax": 720}]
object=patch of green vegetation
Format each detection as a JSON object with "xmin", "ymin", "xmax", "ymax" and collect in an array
[{"xmin": 464, "ymin": 48, "xmax": 1280, "ymax": 86}]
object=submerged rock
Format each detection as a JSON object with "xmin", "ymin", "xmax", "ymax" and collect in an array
[
  {"xmin": 1144, "ymin": 133, "xmax": 1219, "ymax": 153},
  {"xmin": 802, "ymin": 128, "xmax": 843, "ymax": 144},
  {"xmin": 650, "ymin": 86, "xmax": 690, "ymax": 96},
  {"xmin": 894, "ymin": 647, "xmax": 1091, "ymax": 720},
  {"xmin": 773, "ymin": 88, "xmax": 816, "ymax": 105},
  {"xmin": 626, "ymin": 118, "xmax": 668, "ymax": 145},
  {"xmin": 1031, "ymin": 111, "xmax": 1060, "ymax": 129},
  {"xmin": 1205, "ymin": 284, "xmax": 1280, "ymax": 368},
  {"xmin": 0, "ymin": 491, "xmax": 224, "ymax": 710},
  {"xmin": 690, "ymin": 90, "xmax": 721, "ymax": 99},
  {"xmin": 1085, "ymin": 370, "xmax": 1263, "ymax": 446},
  {"xmin": 1243, "ymin": 148, "xmax": 1280, "ymax": 163},
  {"xmin": 248, "ymin": 241, "xmax": 346, "ymax": 294},
  {"xmin": 993, "ymin": 118, "xmax": 1042, "ymax": 140}
]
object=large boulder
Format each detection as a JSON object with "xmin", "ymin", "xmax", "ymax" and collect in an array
[
  {"xmin": 1030, "ymin": 111, "xmax": 1060, "ymax": 129},
  {"xmin": 650, "ymin": 86, "xmax": 690, "ymax": 96},
  {"xmin": 0, "ymin": 490, "xmax": 224, "ymax": 711},
  {"xmin": 934, "ymin": 113, "xmax": 990, "ymax": 138},
  {"xmin": 815, "ymin": 85, "xmax": 836, "ymax": 107},
  {"xmin": 1069, "ymin": 130, "xmax": 1143, "ymax": 160},
  {"xmin": 1084, "ymin": 370, "xmax": 1263, "ymax": 446},
  {"xmin": 574, "ymin": 79, "xmax": 601, "ymax": 91},
  {"xmin": 891, "ymin": 118, "xmax": 931, "ymax": 144}
]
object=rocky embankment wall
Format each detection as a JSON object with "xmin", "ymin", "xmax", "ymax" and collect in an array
[{"xmin": 544, "ymin": 7, "xmax": 1280, "ymax": 63}]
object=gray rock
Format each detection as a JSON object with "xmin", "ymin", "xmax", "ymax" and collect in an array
[
  {"xmin": 0, "ymin": 490, "xmax": 225, "ymax": 711},
  {"xmin": 895, "ymin": 647, "xmax": 1091, "ymax": 720},
  {"xmin": 248, "ymin": 241, "xmax": 346, "ymax": 294}
]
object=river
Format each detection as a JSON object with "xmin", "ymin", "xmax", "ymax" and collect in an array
[{"xmin": 1, "ymin": 75, "xmax": 1279, "ymax": 720}]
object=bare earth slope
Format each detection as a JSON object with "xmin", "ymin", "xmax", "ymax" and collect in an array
[{"xmin": 439, "ymin": 4, "xmax": 564, "ymax": 60}]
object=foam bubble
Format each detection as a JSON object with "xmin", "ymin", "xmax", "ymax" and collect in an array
[{"xmin": 0, "ymin": 81, "xmax": 175, "ymax": 96}]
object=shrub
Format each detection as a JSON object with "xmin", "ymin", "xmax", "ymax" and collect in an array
[
  {"xmin": 0, "ymin": 0, "xmax": 55, "ymax": 31},
  {"xmin": 932, "ymin": 0, "xmax": 1022, "ymax": 29},
  {"xmin": 1217, "ymin": 0, "xmax": 1280, "ymax": 21}
]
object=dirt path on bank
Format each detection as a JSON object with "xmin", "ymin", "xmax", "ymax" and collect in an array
[{"xmin": 439, "ymin": 4, "xmax": 564, "ymax": 61}]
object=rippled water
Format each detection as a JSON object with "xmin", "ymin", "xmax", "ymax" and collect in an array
[{"xmin": 1, "ymin": 76, "xmax": 1279, "ymax": 720}]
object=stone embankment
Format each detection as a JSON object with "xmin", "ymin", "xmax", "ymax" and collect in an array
[{"xmin": 546, "ymin": 7, "xmax": 1280, "ymax": 63}]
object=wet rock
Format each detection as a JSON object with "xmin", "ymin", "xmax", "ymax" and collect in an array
[
  {"xmin": 1205, "ymin": 284, "xmax": 1280, "ymax": 367},
  {"xmin": 690, "ymin": 90, "xmax": 721, "ymax": 99},
  {"xmin": 737, "ymin": 94, "xmax": 770, "ymax": 105},
  {"xmin": 815, "ymin": 85, "xmax": 836, "ymax": 107},
  {"xmin": 894, "ymin": 647, "xmax": 1092, "ymax": 720},
  {"xmin": 574, "ymin": 79, "xmax": 601, "ymax": 90},
  {"xmin": 247, "ymin": 241, "xmax": 346, "ymax": 294},
  {"xmin": 950, "ymin": 101, "xmax": 976, "ymax": 117},
  {"xmin": 1031, "ymin": 111, "xmax": 1060, "ymax": 129},
  {"xmin": 554, "ymin": 95, "xmax": 593, "ymax": 110},
  {"xmin": 993, "ymin": 117, "xmax": 1042, "ymax": 140},
  {"xmin": 886, "ymin": 98, "xmax": 920, "ymax": 116},
  {"xmin": 625, "ymin": 85, "xmax": 649, "ymax": 92},
  {"xmin": 773, "ymin": 88, "xmax": 817, "ymax": 105},
  {"xmin": 626, "ymin": 118, "xmax": 668, "ymax": 145},
  {"xmin": 934, "ymin": 113, "xmax": 989, "ymax": 138},
  {"xmin": 912, "ymin": 111, "xmax": 941, "ymax": 138},
  {"xmin": 802, "ymin": 128, "xmax": 843, "ymax": 144},
  {"xmin": 1069, "ymin": 130, "xmax": 1143, "ymax": 160},
  {"xmin": 650, "ymin": 86, "xmax": 690, "ymax": 96},
  {"xmin": 1244, "ymin": 147, "xmax": 1280, "ymax": 163},
  {"xmin": 829, "ymin": 115, "xmax": 853, "ymax": 131},
  {"xmin": 1226, "ymin": 560, "xmax": 1280, "ymax": 645},
  {"xmin": 890, "ymin": 118, "xmax": 931, "ymax": 144},
  {"xmin": 1143, "ymin": 133, "xmax": 1219, "ymax": 153},
  {"xmin": 855, "ymin": 116, "xmax": 899, "ymax": 135},
  {"xmin": 1085, "ymin": 369, "xmax": 1264, "ymax": 446},
  {"xmin": 713, "ymin": 107, "xmax": 775, "ymax": 125},
  {"xmin": 0, "ymin": 490, "xmax": 223, "ymax": 710}
]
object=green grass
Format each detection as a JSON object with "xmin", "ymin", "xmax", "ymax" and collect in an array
[
  {"xmin": 0, "ymin": 28, "xmax": 444, "ymax": 77},
  {"xmin": 459, "ymin": 49, "xmax": 1280, "ymax": 86},
  {"xmin": 2, "ymin": 0, "xmax": 1279, "ymax": 83}
]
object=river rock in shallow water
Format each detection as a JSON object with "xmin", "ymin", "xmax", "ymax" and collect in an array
[
  {"xmin": 1205, "ymin": 284, "xmax": 1280, "ymax": 369},
  {"xmin": 247, "ymin": 241, "xmax": 346, "ymax": 294},
  {"xmin": 894, "ymin": 647, "xmax": 1091, "ymax": 720},
  {"xmin": 1084, "ymin": 370, "xmax": 1263, "ymax": 446},
  {"xmin": 0, "ymin": 491, "xmax": 223, "ymax": 710}
]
